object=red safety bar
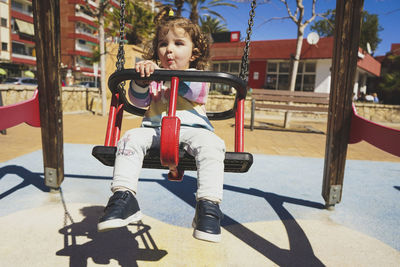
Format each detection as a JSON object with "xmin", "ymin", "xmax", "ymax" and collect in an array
[
  {"xmin": 160, "ymin": 77, "xmax": 183, "ymax": 181},
  {"xmin": 104, "ymin": 93, "xmax": 124, "ymax": 147},
  {"xmin": 160, "ymin": 77, "xmax": 180, "ymax": 167},
  {"xmin": 235, "ymin": 98, "xmax": 245, "ymax": 152},
  {"xmin": 0, "ymin": 89, "xmax": 41, "ymax": 130},
  {"xmin": 349, "ymin": 104, "xmax": 400, "ymax": 157}
]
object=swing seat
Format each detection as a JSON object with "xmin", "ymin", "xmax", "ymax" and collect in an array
[
  {"xmin": 92, "ymin": 146, "xmax": 253, "ymax": 173},
  {"xmin": 92, "ymin": 69, "xmax": 253, "ymax": 173}
]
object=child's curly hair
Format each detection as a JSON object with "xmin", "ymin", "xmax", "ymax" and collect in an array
[{"xmin": 144, "ymin": 6, "xmax": 210, "ymax": 70}]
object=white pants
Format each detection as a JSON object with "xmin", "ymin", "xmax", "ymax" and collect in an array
[{"xmin": 112, "ymin": 126, "xmax": 226, "ymax": 202}]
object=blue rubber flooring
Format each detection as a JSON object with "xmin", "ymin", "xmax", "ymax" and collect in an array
[{"xmin": 1, "ymin": 143, "xmax": 399, "ymax": 251}]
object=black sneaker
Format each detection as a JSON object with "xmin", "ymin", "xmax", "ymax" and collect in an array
[
  {"xmin": 192, "ymin": 200, "xmax": 224, "ymax": 242},
  {"xmin": 97, "ymin": 190, "xmax": 143, "ymax": 232}
]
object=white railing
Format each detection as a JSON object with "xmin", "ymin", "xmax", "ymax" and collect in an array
[
  {"xmin": 12, "ymin": 53, "xmax": 36, "ymax": 61},
  {"xmin": 87, "ymin": 0, "xmax": 98, "ymax": 7},
  {"xmin": 75, "ymin": 11, "xmax": 95, "ymax": 22},
  {"xmin": 75, "ymin": 42, "xmax": 94, "ymax": 53},
  {"xmin": 75, "ymin": 28, "xmax": 98, "ymax": 40}
]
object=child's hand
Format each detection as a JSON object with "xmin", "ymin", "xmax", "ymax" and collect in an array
[
  {"xmin": 135, "ymin": 60, "xmax": 159, "ymax": 77},
  {"xmin": 135, "ymin": 60, "xmax": 159, "ymax": 87}
]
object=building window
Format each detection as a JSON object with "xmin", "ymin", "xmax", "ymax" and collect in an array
[
  {"xmin": 211, "ymin": 61, "xmax": 241, "ymax": 94},
  {"xmin": 2, "ymin": 42, "xmax": 7, "ymax": 51},
  {"xmin": 266, "ymin": 61, "xmax": 316, "ymax": 91},
  {"xmin": 12, "ymin": 42, "xmax": 33, "ymax": 56},
  {"xmin": 11, "ymin": 0, "xmax": 22, "ymax": 9},
  {"xmin": 212, "ymin": 62, "xmax": 240, "ymax": 76},
  {"xmin": 265, "ymin": 62, "xmax": 289, "ymax": 90},
  {"xmin": 295, "ymin": 62, "xmax": 316, "ymax": 92},
  {"xmin": 1, "ymin": 18, "xmax": 7, "ymax": 27}
]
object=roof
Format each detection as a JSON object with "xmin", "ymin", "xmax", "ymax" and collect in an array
[
  {"xmin": 390, "ymin": 43, "xmax": 400, "ymax": 55},
  {"xmin": 210, "ymin": 37, "xmax": 334, "ymax": 61},
  {"xmin": 211, "ymin": 37, "xmax": 381, "ymax": 76},
  {"xmin": 357, "ymin": 48, "xmax": 381, "ymax": 76}
]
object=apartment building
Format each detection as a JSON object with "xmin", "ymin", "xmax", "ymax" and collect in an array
[
  {"xmin": 60, "ymin": 0, "xmax": 119, "ymax": 85},
  {"xmin": 0, "ymin": 0, "xmax": 36, "ymax": 79},
  {"xmin": 0, "ymin": 0, "xmax": 121, "ymax": 84},
  {"xmin": 0, "ymin": 0, "xmax": 11, "ymax": 79}
]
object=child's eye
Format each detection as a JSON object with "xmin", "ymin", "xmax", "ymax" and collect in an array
[
  {"xmin": 175, "ymin": 41, "xmax": 184, "ymax": 46},
  {"xmin": 158, "ymin": 42, "xmax": 167, "ymax": 47}
]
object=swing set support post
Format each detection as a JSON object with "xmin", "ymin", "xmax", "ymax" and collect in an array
[
  {"xmin": 322, "ymin": 0, "xmax": 364, "ymax": 208},
  {"xmin": 32, "ymin": 0, "xmax": 64, "ymax": 189}
]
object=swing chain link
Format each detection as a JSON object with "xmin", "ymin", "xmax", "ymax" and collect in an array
[
  {"xmin": 239, "ymin": 0, "xmax": 257, "ymax": 82},
  {"xmin": 116, "ymin": 0, "xmax": 126, "ymax": 72}
]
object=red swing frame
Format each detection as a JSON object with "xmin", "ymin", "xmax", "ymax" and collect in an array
[
  {"xmin": 93, "ymin": 69, "xmax": 252, "ymax": 174},
  {"xmin": 103, "ymin": 77, "xmax": 245, "ymax": 153}
]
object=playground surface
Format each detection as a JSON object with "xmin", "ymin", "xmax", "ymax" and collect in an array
[{"xmin": 1, "ymin": 113, "xmax": 399, "ymax": 266}]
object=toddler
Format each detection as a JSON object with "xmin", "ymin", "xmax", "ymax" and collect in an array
[{"xmin": 98, "ymin": 7, "xmax": 225, "ymax": 243}]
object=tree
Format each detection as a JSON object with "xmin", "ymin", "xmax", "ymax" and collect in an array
[
  {"xmin": 311, "ymin": 9, "xmax": 383, "ymax": 54},
  {"xmin": 105, "ymin": 1, "xmax": 154, "ymax": 45},
  {"xmin": 186, "ymin": 0, "xmax": 237, "ymax": 25},
  {"xmin": 200, "ymin": 15, "xmax": 228, "ymax": 34},
  {"xmin": 377, "ymin": 54, "xmax": 400, "ymax": 104},
  {"xmin": 277, "ymin": 0, "xmax": 319, "ymax": 128}
]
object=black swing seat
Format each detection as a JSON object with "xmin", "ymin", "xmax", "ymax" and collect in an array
[
  {"xmin": 93, "ymin": 69, "xmax": 254, "ymax": 173},
  {"xmin": 92, "ymin": 146, "xmax": 253, "ymax": 173}
]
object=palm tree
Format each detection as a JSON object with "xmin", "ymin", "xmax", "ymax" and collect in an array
[
  {"xmin": 200, "ymin": 15, "xmax": 228, "ymax": 34},
  {"xmin": 187, "ymin": 0, "xmax": 237, "ymax": 25},
  {"xmin": 174, "ymin": 0, "xmax": 185, "ymax": 16},
  {"xmin": 105, "ymin": 0, "xmax": 154, "ymax": 45}
]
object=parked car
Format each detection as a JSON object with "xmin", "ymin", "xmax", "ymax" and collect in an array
[
  {"xmin": 3, "ymin": 77, "xmax": 38, "ymax": 86},
  {"xmin": 77, "ymin": 81, "xmax": 99, "ymax": 88}
]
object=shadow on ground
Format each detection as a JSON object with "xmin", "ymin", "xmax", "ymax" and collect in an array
[
  {"xmin": 142, "ymin": 174, "xmax": 326, "ymax": 266},
  {"xmin": 1, "ymin": 166, "xmax": 326, "ymax": 266},
  {"xmin": 56, "ymin": 205, "xmax": 167, "ymax": 267},
  {"xmin": 0, "ymin": 165, "xmax": 50, "ymax": 199}
]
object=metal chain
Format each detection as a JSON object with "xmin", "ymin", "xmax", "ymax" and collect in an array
[
  {"xmin": 116, "ymin": 0, "xmax": 126, "ymax": 71},
  {"xmin": 239, "ymin": 0, "xmax": 257, "ymax": 82},
  {"xmin": 60, "ymin": 187, "xmax": 74, "ymax": 227}
]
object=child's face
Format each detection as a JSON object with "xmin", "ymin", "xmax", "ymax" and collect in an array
[{"xmin": 157, "ymin": 27, "xmax": 195, "ymax": 70}]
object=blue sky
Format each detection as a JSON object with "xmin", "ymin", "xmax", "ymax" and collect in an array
[{"xmin": 197, "ymin": 0, "xmax": 400, "ymax": 56}]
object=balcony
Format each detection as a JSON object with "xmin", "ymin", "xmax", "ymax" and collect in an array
[
  {"xmin": 11, "ymin": 10, "xmax": 34, "ymax": 24},
  {"xmin": 71, "ymin": 26, "xmax": 99, "ymax": 44},
  {"xmin": 75, "ymin": 41, "xmax": 95, "ymax": 54},
  {"xmin": 11, "ymin": 33, "xmax": 35, "ymax": 45},
  {"xmin": 68, "ymin": 15, "xmax": 97, "ymax": 28},
  {"xmin": 75, "ymin": 10, "xmax": 95, "ymax": 23},
  {"xmin": 67, "ymin": 50, "xmax": 92, "ymax": 58},
  {"xmin": 69, "ymin": 33, "xmax": 99, "ymax": 45},
  {"xmin": 10, "ymin": 6, "xmax": 33, "ymax": 18},
  {"xmin": 12, "ymin": 53, "xmax": 36, "ymax": 65}
]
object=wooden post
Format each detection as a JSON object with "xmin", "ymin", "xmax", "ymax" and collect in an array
[
  {"xmin": 32, "ymin": 0, "xmax": 64, "ymax": 188},
  {"xmin": 322, "ymin": 0, "xmax": 364, "ymax": 208}
]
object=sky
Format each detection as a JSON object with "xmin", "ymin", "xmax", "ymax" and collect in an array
[{"xmin": 200, "ymin": 0, "xmax": 400, "ymax": 56}]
